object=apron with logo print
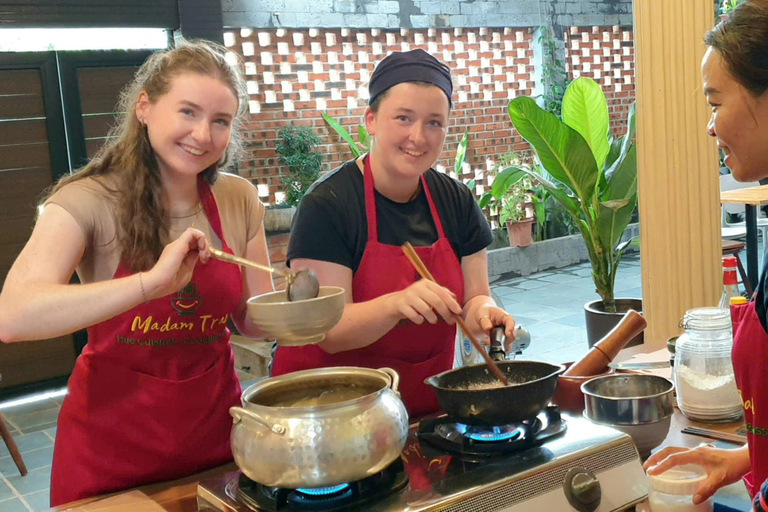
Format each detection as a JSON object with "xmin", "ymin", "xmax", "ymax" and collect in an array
[
  {"xmin": 731, "ymin": 299, "xmax": 768, "ymax": 499},
  {"xmin": 50, "ymin": 178, "xmax": 243, "ymax": 506}
]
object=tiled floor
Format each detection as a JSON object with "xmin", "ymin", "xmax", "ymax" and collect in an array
[
  {"xmin": 0, "ymin": 248, "xmax": 748, "ymax": 511},
  {"xmin": 0, "ymin": 395, "xmax": 61, "ymax": 512},
  {"xmin": 497, "ymin": 251, "xmax": 643, "ymax": 364}
]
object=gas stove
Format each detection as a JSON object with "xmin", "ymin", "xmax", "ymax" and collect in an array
[{"xmin": 197, "ymin": 409, "xmax": 649, "ymax": 511}]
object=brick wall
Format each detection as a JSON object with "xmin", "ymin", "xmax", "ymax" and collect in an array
[
  {"xmin": 227, "ymin": 26, "xmax": 537, "ymax": 206},
  {"xmin": 565, "ymin": 26, "xmax": 636, "ymax": 137}
]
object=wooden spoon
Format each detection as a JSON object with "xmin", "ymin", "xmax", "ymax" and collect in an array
[
  {"xmin": 209, "ymin": 247, "xmax": 320, "ymax": 301},
  {"xmin": 401, "ymin": 242, "xmax": 510, "ymax": 386}
]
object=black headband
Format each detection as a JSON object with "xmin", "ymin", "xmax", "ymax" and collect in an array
[{"xmin": 368, "ymin": 49, "xmax": 453, "ymax": 106}]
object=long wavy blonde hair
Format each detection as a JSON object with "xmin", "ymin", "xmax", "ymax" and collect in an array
[{"xmin": 45, "ymin": 39, "xmax": 248, "ymax": 272}]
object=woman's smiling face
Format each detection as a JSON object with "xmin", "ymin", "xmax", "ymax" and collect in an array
[
  {"xmin": 136, "ymin": 72, "xmax": 238, "ymax": 180},
  {"xmin": 702, "ymin": 46, "xmax": 768, "ymax": 182},
  {"xmin": 365, "ymin": 82, "xmax": 450, "ymax": 180}
]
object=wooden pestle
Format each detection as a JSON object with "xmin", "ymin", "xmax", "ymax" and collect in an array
[{"xmin": 561, "ymin": 310, "xmax": 647, "ymax": 377}]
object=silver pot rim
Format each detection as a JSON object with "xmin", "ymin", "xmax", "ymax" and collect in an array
[
  {"xmin": 581, "ymin": 374, "xmax": 674, "ymax": 425},
  {"xmin": 580, "ymin": 373, "xmax": 674, "ymax": 401},
  {"xmin": 241, "ymin": 366, "xmax": 396, "ymax": 414}
]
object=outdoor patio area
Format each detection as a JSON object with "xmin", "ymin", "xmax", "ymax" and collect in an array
[
  {"xmin": 0, "ymin": 245, "xmax": 757, "ymax": 511},
  {"xmin": 495, "ymin": 252, "xmax": 643, "ymax": 364}
]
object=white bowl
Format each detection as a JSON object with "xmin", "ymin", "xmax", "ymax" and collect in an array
[
  {"xmin": 584, "ymin": 413, "xmax": 671, "ymax": 460},
  {"xmin": 247, "ymin": 286, "xmax": 346, "ymax": 346}
]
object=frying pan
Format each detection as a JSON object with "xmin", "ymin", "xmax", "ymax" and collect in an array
[{"xmin": 424, "ymin": 360, "xmax": 564, "ymax": 426}]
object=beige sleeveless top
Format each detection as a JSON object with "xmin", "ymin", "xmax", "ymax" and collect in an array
[{"xmin": 45, "ymin": 172, "xmax": 265, "ymax": 284}]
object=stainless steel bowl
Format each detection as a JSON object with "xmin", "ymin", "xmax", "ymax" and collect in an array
[
  {"xmin": 581, "ymin": 374, "xmax": 675, "ymax": 425},
  {"xmin": 229, "ymin": 366, "xmax": 408, "ymax": 488},
  {"xmin": 246, "ymin": 286, "xmax": 345, "ymax": 346}
]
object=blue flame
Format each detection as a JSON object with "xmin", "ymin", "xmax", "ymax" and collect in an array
[
  {"xmin": 456, "ymin": 423, "xmax": 522, "ymax": 442},
  {"xmin": 295, "ymin": 484, "xmax": 350, "ymax": 496}
]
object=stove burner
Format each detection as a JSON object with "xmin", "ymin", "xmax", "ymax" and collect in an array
[
  {"xmin": 417, "ymin": 405, "xmax": 566, "ymax": 459},
  {"xmin": 456, "ymin": 423, "xmax": 523, "ymax": 442},
  {"xmin": 235, "ymin": 458, "xmax": 408, "ymax": 511}
]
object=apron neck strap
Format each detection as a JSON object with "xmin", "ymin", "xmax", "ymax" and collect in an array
[
  {"xmin": 197, "ymin": 175, "xmax": 229, "ymax": 248},
  {"xmin": 362, "ymin": 155, "xmax": 446, "ymax": 242}
]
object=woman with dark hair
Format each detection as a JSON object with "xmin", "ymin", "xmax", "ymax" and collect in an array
[
  {"xmin": 645, "ymin": 1, "xmax": 768, "ymax": 506},
  {"xmin": 271, "ymin": 49, "xmax": 516, "ymax": 417},
  {"xmin": 0, "ymin": 40, "xmax": 274, "ymax": 505}
]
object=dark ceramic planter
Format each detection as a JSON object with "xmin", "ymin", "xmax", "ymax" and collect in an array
[{"xmin": 584, "ymin": 298, "xmax": 644, "ymax": 348}]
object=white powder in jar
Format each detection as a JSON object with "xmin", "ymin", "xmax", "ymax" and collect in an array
[{"xmin": 675, "ymin": 365, "xmax": 741, "ymax": 410}]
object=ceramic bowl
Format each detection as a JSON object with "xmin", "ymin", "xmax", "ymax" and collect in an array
[{"xmin": 247, "ymin": 286, "xmax": 345, "ymax": 346}]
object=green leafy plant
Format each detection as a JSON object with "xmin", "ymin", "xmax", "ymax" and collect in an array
[
  {"xmin": 529, "ymin": 180, "xmax": 549, "ymax": 241},
  {"xmin": 456, "ymin": 129, "xmax": 494, "ymax": 210},
  {"xmin": 501, "ymin": 77, "xmax": 637, "ymax": 312},
  {"xmin": 320, "ymin": 112, "xmax": 370, "ymax": 158},
  {"xmin": 276, "ymin": 124, "xmax": 323, "ymax": 206},
  {"xmin": 498, "ymin": 176, "xmax": 533, "ymax": 225},
  {"xmin": 719, "ymin": 0, "xmax": 740, "ymax": 16}
]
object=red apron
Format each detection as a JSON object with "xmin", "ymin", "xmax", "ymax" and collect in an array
[
  {"xmin": 272, "ymin": 157, "xmax": 464, "ymax": 418},
  {"xmin": 50, "ymin": 179, "xmax": 243, "ymax": 506},
  {"xmin": 731, "ymin": 299, "xmax": 768, "ymax": 499}
]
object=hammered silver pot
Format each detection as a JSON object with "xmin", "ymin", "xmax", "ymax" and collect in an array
[{"xmin": 230, "ymin": 366, "xmax": 408, "ymax": 488}]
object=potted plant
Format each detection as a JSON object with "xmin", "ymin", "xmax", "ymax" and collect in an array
[
  {"xmin": 500, "ymin": 77, "xmax": 640, "ymax": 347},
  {"xmin": 498, "ymin": 176, "xmax": 534, "ymax": 247},
  {"xmin": 265, "ymin": 123, "xmax": 324, "ymax": 233},
  {"xmin": 276, "ymin": 123, "xmax": 323, "ymax": 207}
]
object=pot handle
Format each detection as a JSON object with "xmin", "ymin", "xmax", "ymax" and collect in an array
[
  {"xmin": 378, "ymin": 367, "xmax": 400, "ymax": 393},
  {"xmin": 230, "ymin": 406, "xmax": 286, "ymax": 436}
]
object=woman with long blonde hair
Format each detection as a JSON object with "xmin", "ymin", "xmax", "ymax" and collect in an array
[{"xmin": 0, "ymin": 40, "xmax": 274, "ymax": 505}]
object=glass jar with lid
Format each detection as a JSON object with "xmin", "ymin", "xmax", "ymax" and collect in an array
[{"xmin": 674, "ymin": 307, "xmax": 742, "ymax": 423}]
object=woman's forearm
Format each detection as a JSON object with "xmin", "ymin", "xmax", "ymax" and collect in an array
[
  {"xmin": 733, "ymin": 444, "xmax": 753, "ymax": 478},
  {"xmin": 317, "ymin": 293, "xmax": 402, "ymax": 353},
  {"xmin": 0, "ymin": 274, "xmax": 147, "ymax": 342},
  {"xmin": 231, "ymin": 306, "xmax": 265, "ymax": 339}
]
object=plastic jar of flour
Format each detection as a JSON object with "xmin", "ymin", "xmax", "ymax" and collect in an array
[
  {"xmin": 675, "ymin": 307, "xmax": 742, "ymax": 423},
  {"xmin": 647, "ymin": 465, "xmax": 713, "ymax": 512}
]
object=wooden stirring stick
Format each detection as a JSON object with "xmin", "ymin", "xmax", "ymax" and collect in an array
[{"xmin": 401, "ymin": 242, "xmax": 510, "ymax": 386}]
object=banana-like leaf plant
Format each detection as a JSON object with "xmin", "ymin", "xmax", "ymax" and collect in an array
[
  {"xmin": 320, "ymin": 112, "xmax": 370, "ymax": 158},
  {"xmin": 503, "ymin": 77, "xmax": 637, "ymax": 312}
]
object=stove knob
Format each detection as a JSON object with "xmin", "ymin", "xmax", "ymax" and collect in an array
[{"xmin": 563, "ymin": 467, "xmax": 601, "ymax": 512}]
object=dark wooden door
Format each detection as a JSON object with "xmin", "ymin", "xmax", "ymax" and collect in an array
[
  {"xmin": 58, "ymin": 50, "xmax": 152, "ymax": 169},
  {"xmin": 0, "ymin": 52, "xmax": 73, "ymax": 390},
  {"xmin": 0, "ymin": 50, "xmax": 151, "ymax": 391}
]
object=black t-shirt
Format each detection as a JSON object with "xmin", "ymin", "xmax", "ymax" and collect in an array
[
  {"xmin": 756, "ymin": 251, "xmax": 768, "ymax": 334},
  {"xmin": 287, "ymin": 160, "xmax": 493, "ymax": 273}
]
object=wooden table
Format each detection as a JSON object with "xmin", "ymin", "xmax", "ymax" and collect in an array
[{"xmin": 720, "ymin": 184, "xmax": 768, "ymax": 290}]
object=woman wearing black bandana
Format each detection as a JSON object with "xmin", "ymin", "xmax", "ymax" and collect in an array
[{"xmin": 272, "ymin": 49, "xmax": 516, "ymax": 417}]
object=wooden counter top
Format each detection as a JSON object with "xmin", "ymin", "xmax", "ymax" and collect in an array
[{"xmin": 50, "ymin": 463, "xmax": 237, "ymax": 511}]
